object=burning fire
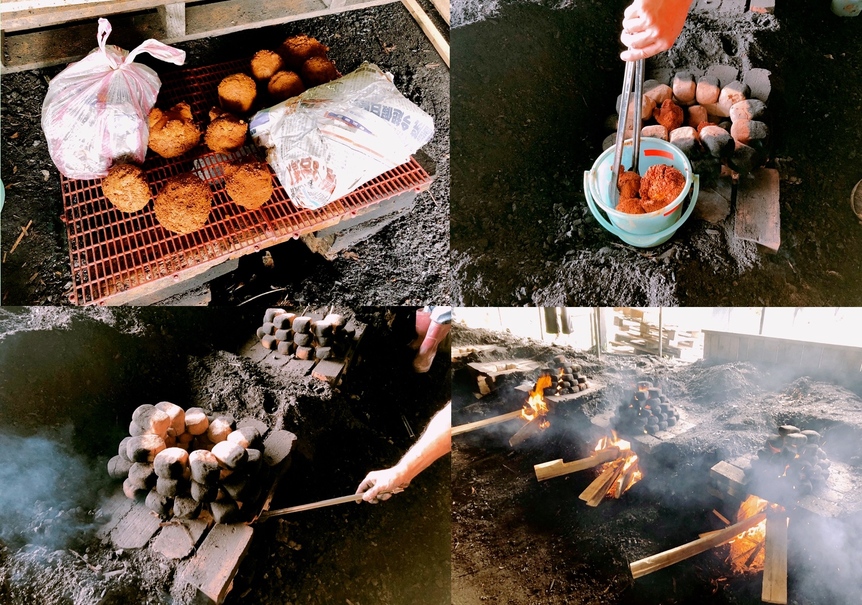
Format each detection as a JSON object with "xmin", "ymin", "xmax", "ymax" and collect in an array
[
  {"xmin": 521, "ymin": 374, "xmax": 552, "ymax": 428},
  {"xmin": 596, "ymin": 431, "xmax": 643, "ymax": 498},
  {"xmin": 727, "ymin": 495, "xmax": 769, "ymax": 573}
]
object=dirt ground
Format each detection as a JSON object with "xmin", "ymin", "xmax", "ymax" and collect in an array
[
  {"xmin": 450, "ymin": 0, "xmax": 862, "ymax": 306},
  {"xmin": 0, "ymin": 2, "xmax": 450, "ymax": 306},
  {"xmin": 451, "ymin": 324, "xmax": 862, "ymax": 605},
  {"xmin": 0, "ymin": 306, "xmax": 450, "ymax": 605}
]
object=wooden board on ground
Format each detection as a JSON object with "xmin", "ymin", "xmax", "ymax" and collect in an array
[
  {"xmin": 262, "ymin": 429, "xmax": 297, "ymax": 467},
  {"xmin": 177, "ymin": 523, "xmax": 254, "ymax": 605},
  {"xmin": 762, "ymin": 511, "xmax": 788, "ymax": 604},
  {"xmin": 735, "ymin": 167, "xmax": 781, "ymax": 251},
  {"xmin": 451, "ymin": 344, "xmax": 503, "ymax": 360},
  {"xmin": 469, "ymin": 359, "xmax": 543, "ymax": 378},
  {"xmin": 151, "ymin": 517, "xmax": 210, "ymax": 560},
  {"xmin": 111, "ymin": 502, "xmax": 163, "ymax": 549},
  {"xmin": 284, "ymin": 359, "xmax": 317, "ymax": 376},
  {"xmin": 96, "ymin": 490, "xmax": 135, "ymax": 541}
]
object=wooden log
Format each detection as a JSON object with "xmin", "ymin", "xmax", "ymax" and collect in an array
[
  {"xmin": 762, "ymin": 511, "xmax": 788, "ymax": 605},
  {"xmin": 534, "ymin": 447, "xmax": 621, "ymax": 482},
  {"xmin": 508, "ymin": 415, "xmax": 546, "ymax": 448},
  {"xmin": 577, "ymin": 459, "xmax": 623, "ymax": 506},
  {"xmin": 451, "ymin": 410, "xmax": 523, "ymax": 436},
  {"xmin": 630, "ymin": 512, "xmax": 767, "ymax": 579}
]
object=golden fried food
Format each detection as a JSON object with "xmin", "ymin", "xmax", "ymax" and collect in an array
[
  {"xmin": 617, "ymin": 170, "xmax": 641, "ymax": 199},
  {"xmin": 639, "ymin": 164, "xmax": 686, "ymax": 209},
  {"xmin": 224, "ymin": 160, "xmax": 273, "ymax": 210},
  {"xmin": 652, "ymin": 99, "xmax": 684, "ymax": 132},
  {"xmin": 251, "ymin": 50, "xmax": 283, "ymax": 81},
  {"xmin": 616, "ymin": 196, "xmax": 645, "ymax": 214},
  {"xmin": 102, "ymin": 163, "xmax": 151, "ymax": 213},
  {"xmin": 278, "ymin": 34, "xmax": 328, "ymax": 70},
  {"xmin": 267, "ymin": 70, "xmax": 305, "ymax": 102},
  {"xmin": 218, "ymin": 73, "xmax": 257, "ymax": 114},
  {"xmin": 148, "ymin": 102, "xmax": 201, "ymax": 159},
  {"xmin": 154, "ymin": 173, "xmax": 212, "ymax": 234},
  {"xmin": 204, "ymin": 109, "xmax": 248, "ymax": 153},
  {"xmin": 300, "ymin": 56, "xmax": 340, "ymax": 88}
]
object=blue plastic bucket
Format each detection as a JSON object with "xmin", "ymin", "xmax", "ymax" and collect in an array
[{"xmin": 587, "ymin": 137, "xmax": 696, "ymax": 235}]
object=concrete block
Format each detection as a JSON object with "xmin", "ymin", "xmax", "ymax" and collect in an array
[{"xmin": 735, "ymin": 168, "xmax": 780, "ymax": 251}]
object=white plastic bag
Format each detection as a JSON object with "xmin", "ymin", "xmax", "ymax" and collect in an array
[
  {"xmin": 249, "ymin": 63, "xmax": 434, "ymax": 210},
  {"xmin": 41, "ymin": 18, "xmax": 186, "ymax": 180}
]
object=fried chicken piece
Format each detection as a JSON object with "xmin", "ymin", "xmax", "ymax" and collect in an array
[
  {"xmin": 218, "ymin": 73, "xmax": 257, "ymax": 114},
  {"xmin": 639, "ymin": 164, "xmax": 686, "ymax": 210},
  {"xmin": 617, "ymin": 170, "xmax": 642, "ymax": 199},
  {"xmin": 616, "ymin": 196, "xmax": 646, "ymax": 214},
  {"xmin": 278, "ymin": 34, "xmax": 329, "ymax": 70},
  {"xmin": 204, "ymin": 109, "xmax": 248, "ymax": 153},
  {"xmin": 250, "ymin": 50, "xmax": 284, "ymax": 81},
  {"xmin": 267, "ymin": 70, "xmax": 305, "ymax": 102},
  {"xmin": 300, "ymin": 56, "xmax": 340, "ymax": 88},
  {"xmin": 154, "ymin": 173, "xmax": 212, "ymax": 234},
  {"xmin": 224, "ymin": 160, "xmax": 273, "ymax": 210},
  {"xmin": 148, "ymin": 103, "xmax": 201, "ymax": 159},
  {"xmin": 652, "ymin": 99, "xmax": 684, "ymax": 132},
  {"xmin": 102, "ymin": 163, "xmax": 151, "ymax": 213}
]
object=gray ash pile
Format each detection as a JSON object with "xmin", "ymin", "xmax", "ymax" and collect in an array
[
  {"xmin": 107, "ymin": 402, "xmax": 266, "ymax": 524},
  {"xmin": 538, "ymin": 354, "xmax": 589, "ymax": 396},
  {"xmin": 747, "ymin": 425, "xmax": 830, "ymax": 499},
  {"xmin": 610, "ymin": 381, "xmax": 680, "ymax": 435}
]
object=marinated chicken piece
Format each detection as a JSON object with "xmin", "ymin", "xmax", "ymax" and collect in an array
[
  {"xmin": 267, "ymin": 70, "xmax": 305, "ymax": 102},
  {"xmin": 204, "ymin": 109, "xmax": 248, "ymax": 153},
  {"xmin": 224, "ymin": 160, "xmax": 273, "ymax": 210},
  {"xmin": 652, "ymin": 99, "xmax": 684, "ymax": 132},
  {"xmin": 617, "ymin": 170, "xmax": 642, "ymax": 199},
  {"xmin": 102, "ymin": 163, "xmax": 151, "ymax": 213},
  {"xmin": 278, "ymin": 34, "xmax": 329, "ymax": 70},
  {"xmin": 217, "ymin": 73, "xmax": 257, "ymax": 114},
  {"xmin": 147, "ymin": 103, "xmax": 201, "ymax": 159},
  {"xmin": 639, "ymin": 164, "xmax": 686, "ymax": 209},
  {"xmin": 250, "ymin": 50, "xmax": 283, "ymax": 81},
  {"xmin": 300, "ymin": 56, "xmax": 340, "ymax": 88},
  {"xmin": 616, "ymin": 196, "xmax": 645, "ymax": 214},
  {"xmin": 154, "ymin": 173, "xmax": 212, "ymax": 234}
]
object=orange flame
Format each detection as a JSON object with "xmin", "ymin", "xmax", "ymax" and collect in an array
[
  {"xmin": 727, "ymin": 495, "xmax": 769, "ymax": 573},
  {"xmin": 522, "ymin": 374, "xmax": 552, "ymax": 427}
]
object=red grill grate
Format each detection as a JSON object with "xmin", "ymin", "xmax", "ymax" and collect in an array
[{"xmin": 60, "ymin": 58, "xmax": 432, "ymax": 305}]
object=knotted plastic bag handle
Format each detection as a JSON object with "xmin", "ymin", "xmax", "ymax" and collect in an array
[{"xmin": 95, "ymin": 17, "xmax": 186, "ymax": 69}]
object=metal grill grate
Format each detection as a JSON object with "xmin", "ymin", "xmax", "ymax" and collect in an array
[{"xmin": 60, "ymin": 58, "xmax": 432, "ymax": 305}]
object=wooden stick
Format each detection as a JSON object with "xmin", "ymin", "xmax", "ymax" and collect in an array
[
  {"xmin": 744, "ymin": 538, "xmax": 765, "ymax": 568},
  {"xmin": 257, "ymin": 488, "xmax": 404, "ymax": 521},
  {"xmin": 534, "ymin": 447, "xmax": 621, "ymax": 482},
  {"xmin": 5, "ymin": 220, "xmax": 33, "ymax": 260},
  {"xmin": 429, "ymin": 0, "xmax": 450, "ymax": 24},
  {"xmin": 579, "ymin": 459, "xmax": 623, "ymax": 506},
  {"xmin": 508, "ymin": 415, "xmax": 546, "ymax": 448},
  {"xmin": 452, "ymin": 410, "xmax": 523, "ymax": 436},
  {"xmin": 614, "ymin": 460, "xmax": 639, "ymax": 498},
  {"xmin": 586, "ymin": 461, "xmax": 626, "ymax": 506},
  {"xmin": 400, "ymin": 0, "xmax": 449, "ymax": 67},
  {"xmin": 762, "ymin": 511, "xmax": 788, "ymax": 605},
  {"xmin": 630, "ymin": 512, "xmax": 768, "ymax": 579}
]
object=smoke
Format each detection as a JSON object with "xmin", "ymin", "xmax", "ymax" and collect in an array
[
  {"xmin": 451, "ymin": 0, "xmax": 579, "ymax": 28},
  {"xmin": 790, "ymin": 511, "xmax": 862, "ymax": 605},
  {"xmin": 0, "ymin": 429, "xmax": 102, "ymax": 551}
]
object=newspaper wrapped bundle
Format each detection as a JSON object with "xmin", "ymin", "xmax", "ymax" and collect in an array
[{"xmin": 249, "ymin": 63, "xmax": 434, "ymax": 210}]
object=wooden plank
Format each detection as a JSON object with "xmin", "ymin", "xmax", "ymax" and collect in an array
[
  {"xmin": 284, "ymin": 359, "xmax": 317, "ymax": 376},
  {"xmin": 451, "ymin": 410, "xmax": 523, "ymax": 436},
  {"xmin": 710, "ymin": 460, "xmax": 749, "ymax": 490},
  {"xmin": 151, "ymin": 518, "xmax": 210, "ymax": 560},
  {"xmin": 762, "ymin": 511, "xmax": 788, "ymax": 604},
  {"xmin": 534, "ymin": 447, "xmax": 621, "ymax": 482},
  {"xmin": 158, "ymin": 2, "xmax": 186, "ymax": 38},
  {"xmin": 736, "ymin": 168, "xmax": 781, "ymax": 251},
  {"xmin": 177, "ymin": 523, "xmax": 254, "ymax": 605},
  {"xmin": 429, "ymin": 0, "xmax": 448, "ymax": 24},
  {"xmin": 400, "ymin": 0, "xmax": 448, "ymax": 67},
  {"xmin": 96, "ymin": 490, "xmax": 135, "ymax": 541},
  {"xmin": 262, "ymin": 429, "xmax": 297, "ymax": 466},
  {"xmin": 311, "ymin": 359, "xmax": 345, "ymax": 384},
  {"xmin": 1, "ymin": 0, "xmax": 195, "ymax": 32},
  {"xmin": 111, "ymin": 502, "xmax": 163, "ymax": 549}
]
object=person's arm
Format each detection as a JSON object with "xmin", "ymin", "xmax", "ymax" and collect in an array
[
  {"xmin": 620, "ymin": 0, "xmax": 694, "ymax": 61},
  {"xmin": 356, "ymin": 402, "xmax": 451, "ymax": 503}
]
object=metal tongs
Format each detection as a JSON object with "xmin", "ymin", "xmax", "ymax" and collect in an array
[{"xmin": 610, "ymin": 59, "xmax": 646, "ymax": 205}]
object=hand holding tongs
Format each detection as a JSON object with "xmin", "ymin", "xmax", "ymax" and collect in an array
[{"xmin": 610, "ymin": 59, "xmax": 646, "ymax": 205}]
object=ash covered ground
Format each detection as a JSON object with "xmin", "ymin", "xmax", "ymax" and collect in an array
[
  {"xmin": 0, "ymin": 306, "xmax": 450, "ymax": 605},
  {"xmin": 451, "ymin": 0, "xmax": 862, "ymax": 306},
  {"xmin": 451, "ymin": 324, "xmax": 862, "ymax": 604},
  {"xmin": 0, "ymin": 2, "xmax": 449, "ymax": 306}
]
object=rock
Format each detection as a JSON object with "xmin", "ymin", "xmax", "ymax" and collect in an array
[
  {"xmin": 778, "ymin": 425, "xmax": 800, "ymax": 436},
  {"xmin": 706, "ymin": 64, "xmax": 739, "ymax": 88},
  {"xmin": 730, "ymin": 141, "xmax": 759, "ymax": 175},
  {"xmin": 690, "ymin": 156, "xmax": 722, "ymax": 188},
  {"xmin": 743, "ymin": 68, "xmax": 772, "ymax": 102},
  {"xmin": 173, "ymin": 496, "xmax": 201, "ymax": 519},
  {"xmin": 800, "ymin": 430, "xmax": 821, "ymax": 444},
  {"xmin": 146, "ymin": 489, "xmax": 172, "ymax": 518},
  {"xmin": 669, "ymin": 126, "xmax": 699, "ymax": 158},
  {"xmin": 687, "ymin": 105, "xmax": 708, "ymax": 128},
  {"xmin": 672, "ymin": 72, "xmax": 696, "ymax": 105},
  {"xmin": 692, "ymin": 188, "xmax": 731, "ymax": 223},
  {"xmin": 730, "ymin": 99, "xmax": 767, "ymax": 123},
  {"xmin": 699, "ymin": 125, "xmax": 734, "ymax": 158},
  {"xmin": 696, "ymin": 75, "xmax": 721, "ymax": 105},
  {"xmin": 702, "ymin": 102, "xmax": 730, "ymax": 119},
  {"xmin": 644, "ymin": 83, "xmax": 673, "ymax": 105},
  {"xmin": 617, "ymin": 94, "xmax": 656, "ymax": 125},
  {"xmin": 108, "ymin": 455, "xmax": 133, "ymax": 480},
  {"xmin": 730, "ymin": 120, "xmax": 769, "ymax": 145},
  {"xmin": 641, "ymin": 125, "xmax": 669, "ymax": 141},
  {"xmin": 602, "ymin": 133, "xmax": 617, "ymax": 150}
]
